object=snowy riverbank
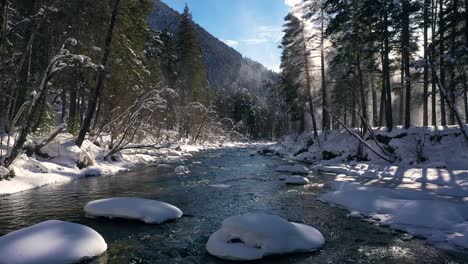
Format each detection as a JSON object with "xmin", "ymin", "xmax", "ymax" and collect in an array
[
  {"xmin": 262, "ymin": 126, "xmax": 468, "ymax": 252},
  {"xmin": 0, "ymin": 133, "xmax": 255, "ymax": 196}
]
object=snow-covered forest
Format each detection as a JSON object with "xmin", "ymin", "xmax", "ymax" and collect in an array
[{"xmin": 0, "ymin": 0, "xmax": 468, "ymax": 263}]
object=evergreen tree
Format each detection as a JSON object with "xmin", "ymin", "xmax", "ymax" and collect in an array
[{"xmin": 177, "ymin": 4, "xmax": 209, "ymax": 107}]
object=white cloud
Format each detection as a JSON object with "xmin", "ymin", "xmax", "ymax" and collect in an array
[
  {"xmin": 222, "ymin": 39, "xmax": 239, "ymax": 47},
  {"xmin": 284, "ymin": 0, "xmax": 302, "ymax": 8},
  {"xmin": 241, "ymin": 25, "xmax": 282, "ymax": 46}
]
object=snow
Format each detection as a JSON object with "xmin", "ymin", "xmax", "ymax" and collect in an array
[
  {"xmin": 206, "ymin": 213, "xmax": 324, "ymax": 261},
  {"xmin": 285, "ymin": 175, "xmax": 310, "ymax": 185},
  {"xmin": 275, "ymin": 164, "xmax": 309, "ymax": 175},
  {"xmin": 0, "ymin": 220, "xmax": 107, "ymax": 264},
  {"xmin": 263, "ymin": 126, "xmax": 468, "ymax": 251},
  {"xmin": 319, "ymin": 181, "xmax": 468, "ymax": 249},
  {"xmin": 0, "ymin": 133, "xmax": 255, "ymax": 196},
  {"xmin": 84, "ymin": 197, "xmax": 183, "ymax": 224}
]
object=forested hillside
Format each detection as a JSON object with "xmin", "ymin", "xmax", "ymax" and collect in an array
[{"xmin": 148, "ymin": 0, "xmax": 277, "ymax": 101}]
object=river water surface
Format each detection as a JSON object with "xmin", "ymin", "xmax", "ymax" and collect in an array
[{"xmin": 0, "ymin": 147, "xmax": 465, "ymax": 263}]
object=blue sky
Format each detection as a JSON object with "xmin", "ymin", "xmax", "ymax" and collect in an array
[{"xmin": 161, "ymin": 0, "xmax": 301, "ymax": 72}]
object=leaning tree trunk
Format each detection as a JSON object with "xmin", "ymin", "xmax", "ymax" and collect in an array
[{"xmin": 76, "ymin": 0, "xmax": 120, "ymax": 147}]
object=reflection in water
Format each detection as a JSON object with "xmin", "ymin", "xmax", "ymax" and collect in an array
[{"xmin": 0, "ymin": 148, "xmax": 464, "ymax": 263}]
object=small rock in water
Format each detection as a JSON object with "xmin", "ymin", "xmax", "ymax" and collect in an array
[
  {"xmin": 175, "ymin": 165, "xmax": 190, "ymax": 174},
  {"xmin": 346, "ymin": 211, "xmax": 363, "ymax": 219},
  {"xmin": 400, "ymin": 234, "xmax": 414, "ymax": 241},
  {"xmin": 285, "ymin": 176, "xmax": 310, "ymax": 185}
]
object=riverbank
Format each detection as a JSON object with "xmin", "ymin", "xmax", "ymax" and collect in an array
[
  {"xmin": 0, "ymin": 147, "xmax": 460, "ymax": 263},
  {"xmin": 0, "ymin": 133, "xmax": 254, "ymax": 196},
  {"xmin": 261, "ymin": 125, "xmax": 468, "ymax": 253}
]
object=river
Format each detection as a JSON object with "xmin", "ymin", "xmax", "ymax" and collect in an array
[{"xmin": 0, "ymin": 147, "xmax": 464, "ymax": 263}]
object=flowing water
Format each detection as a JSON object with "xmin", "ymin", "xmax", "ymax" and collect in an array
[{"xmin": 0, "ymin": 147, "xmax": 465, "ymax": 263}]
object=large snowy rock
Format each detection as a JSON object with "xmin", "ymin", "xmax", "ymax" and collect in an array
[
  {"xmin": 275, "ymin": 164, "xmax": 309, "ymax": 175},
  {"xmin": 0, "ymin": 220, "xmax": 107, "ymax": 264},
  {"xmin": 285, "ymin": 176, "xmax": 310, "ymax": 185},
  {"xmin": 84, "ymin": 197, "xmax": 183, "ymax": 224},
  {"xmin": 206, "ymin": 213, "xmax": 324, "ymax": 261}
]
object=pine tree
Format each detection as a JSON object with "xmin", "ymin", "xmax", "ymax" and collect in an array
[{"xmin": 177, "ymin": 4, "xmax": 209, "ymax": 107}]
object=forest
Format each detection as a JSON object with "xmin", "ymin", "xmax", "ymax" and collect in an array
[
  {"xmin": 0, "ymin": 0, "xmax": 279, "ymax": 173},
  {"xmin": 278, "ymin": 0, "xmax": 468, "ymax": 139},
  {"xmin": 1, "ymin": 0, "xmax": 468, "ymax": 263}
]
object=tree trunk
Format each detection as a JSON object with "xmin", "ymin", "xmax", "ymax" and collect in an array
[
  {"xmin": 60, "ymin": 90, "xmax": 67, "ymax": 124},
  {"xmin": 439, "ymin": 0, "xmax": 447, "ymax": 126},
  {"xmin": 403, "ymin": 0, "xmax": 411, "ymax": 129},
  {"xmin": 431, "ymin": 0, "xmax": 438, "ymax": 126},
  {"xmin": 76, "ymin": 0, "xmax": 120, "ymax": 147},
  {"xmin": 383, "ymin": 9, "xmax": 393, "ymax": 131},
  {"xmin": 301, "ymin": 26, "xmax": 318, "ymax": 138},
  {"xmin": 448, "ymin": 0, "xmax": 458, "ymax": 125},
  {"xmin": 371, "ymin": 75, "xmax": 378, "ymax": 126},
  {"xmin": 423, "ymin": 0, "xmax": 430, "ymax": 126},
  {"xmin": 320, "ymin": 6, "xmax": 329, "ymax": 131},
  {"xmin": 356, "ymin": 53, "xmax": 367, "ymax": 122}
]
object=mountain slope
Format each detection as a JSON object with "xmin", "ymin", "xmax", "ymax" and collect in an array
[{"xmin": 148, "ymin": 0, "xmax": 277, "ymax": 100}]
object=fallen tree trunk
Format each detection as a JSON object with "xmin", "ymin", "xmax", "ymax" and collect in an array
[{"xmin": 326, "ymin": 108, "xmax": 396, "ymax": 163}]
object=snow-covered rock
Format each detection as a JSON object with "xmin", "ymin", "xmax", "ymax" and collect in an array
[
  {"xmin": 0, "ymin": 220, "xmax": 107, "ymax": 264},
  {"xmin": 206, "ymin": 213, "xmax": 324, "ymax": 261},
  {"xmin": 275, "ymin": 164, "xmax": 309, "ymax": 175},
  {"xmin": 84, "ymin": 197, "xmax": 183, "ymax": 224},
  {"xmin": 174, "ymin": 165, "xmax": 190, "ymax": 174},
  {"xmin": 285, "ymin": 176, "xmax": 310, "ymax": 185}
]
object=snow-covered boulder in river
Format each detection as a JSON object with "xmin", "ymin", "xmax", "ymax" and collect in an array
[
  {"xmin": 84, "ymin": 197, "xmax": 183, "ymax": 224},
  {"xmin": 206, "ymin": 213, "xmax": 324, "ymax": 261},
  {"xmin": 0, "ymin": 220, "xmax": 107, "ymax": 264},
  {"xmin": 275, "ymin": 164, "xmax": 309, "ymax": 175},
  {"xmin": 285, "ymin": 176, "xmax": 310, "ymax": 185}
]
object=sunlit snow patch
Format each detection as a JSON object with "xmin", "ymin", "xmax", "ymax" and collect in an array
[
  {"xmin": 319, "ymin": 181, "xmax": 468, "ymax": 250},
  {"xmin": 84, "ymin": 197, "xmax": 183, "ymax": 224},
  {"xmin": 285, "ymin": 176, "xmax": 310, "ymax": 185},
  {"xmin": 0, "ymin": 220, "xmax": 107, "ymax": 264},
  {"xmin": 206, "ymin": 213, "xmax": 324, "ymax": 261}
]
